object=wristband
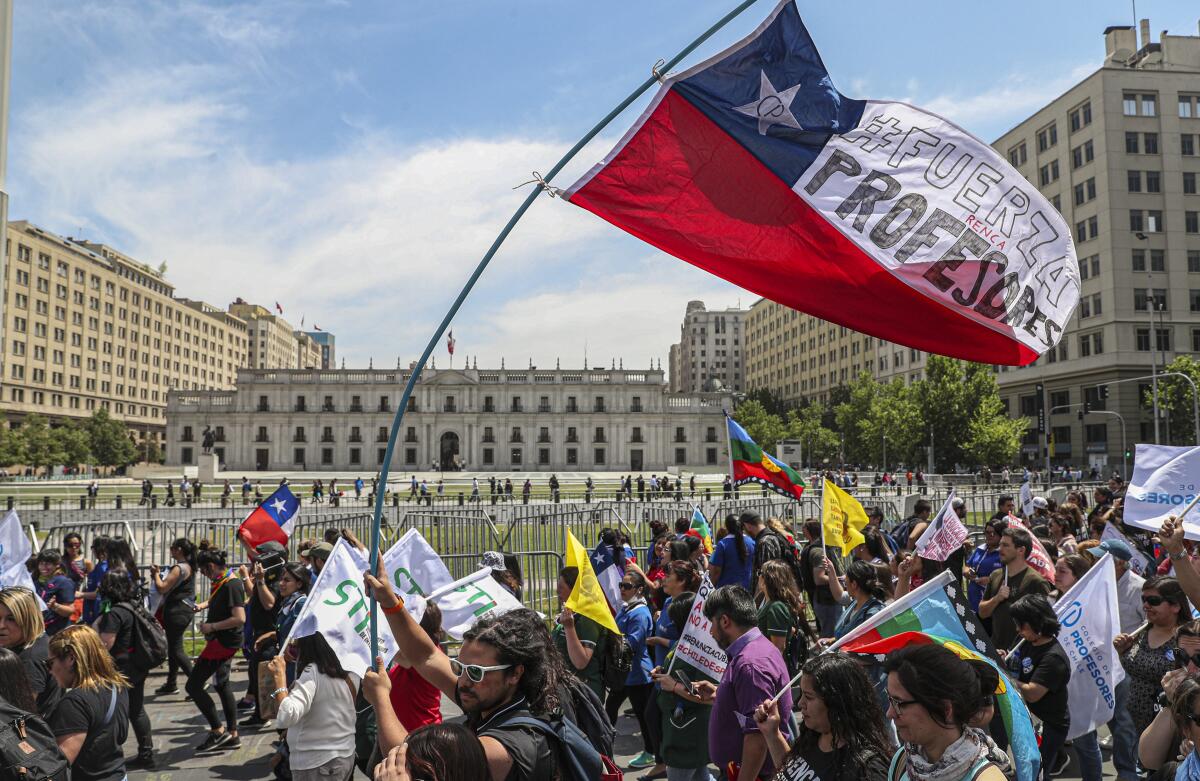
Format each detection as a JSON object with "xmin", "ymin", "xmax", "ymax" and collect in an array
[
  {"xmin": 382, "ymin": 599, "xmax": 406, "ymax": 615},
  {"xmin": 271, "ymin": 688, "xmax": 288, "ymax": 698},
  {"xmin": 1171, "ymin": 551, "xmax": 1187, "ymax": 561}
]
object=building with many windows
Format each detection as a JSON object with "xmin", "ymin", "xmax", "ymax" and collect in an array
[
  {"xmin": 744, "ymin": 20, "xmax": 1200, "ymax": 471},
  {"xmin": 993, "ymin": 20, "xmax": 1200, "ymax": 470},
  {"xmin": 669, "ymin": 300, "xmax": 747, "ymax": 394},
  {"xmin": 305, "ymin": 330, "xmax": 335, "ymax": 369},
  {"xmin": 166, "ymin": 366, "xmax": 732, "ymax": 472},
  {"xmin": 0, "ymin": 221, "xmax": 249, "ymax": 447}
]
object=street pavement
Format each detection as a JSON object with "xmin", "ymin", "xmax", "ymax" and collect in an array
[{"xmin": 130, "ymin": 663, "xmax": 1109, "ymax": 780}]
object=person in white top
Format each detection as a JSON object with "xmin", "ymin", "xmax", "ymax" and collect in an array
[{"xmin": 266, "ymin": 632, "xmax": 360, "ymax": 781}]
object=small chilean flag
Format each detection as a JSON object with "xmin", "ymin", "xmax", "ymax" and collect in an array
[
  {"xmin": 567, "ymin": 0, "xmax": 1079, "ymax": 366},
  {"xmin": 238, "ymin": 484, "xmax": 300, "ymax": 549},
  {"xmin": 447, "ymin": 330, "xmax": 455, "ymax": 356}
]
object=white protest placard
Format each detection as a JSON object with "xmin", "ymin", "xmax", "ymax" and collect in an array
[
  {"xmin": 914, "ymin": 491, "xmax": 967, "ymax": 562},
  {"xmin": 1019, "ymin": 481, "xmax": 1035, "ymax": 518},
  {"xmin": 1124, "ymin": 444, "xmax": 1200, "ymax": 539},
  {"xmin": 286, "ymin": 539, "xmax": 398, "ymax": 678},
  {"xmin": 425, "ymin": 567, "xmax": 524, "ymax": 640},
  {"xmin": 1052, "ymin": 555, "xmax": 1125, "ymax": 739},
  {"xmin": 381, "ymin": 529, "xmax": 455, "ymax": 622},
  {"xmin": 669, "ymin": 574, "xmax": 727, "ymax": 681}
]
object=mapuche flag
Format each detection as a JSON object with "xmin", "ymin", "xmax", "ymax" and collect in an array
[
  {"xmin": 238, "ymin": 484, "xmax": 300, "ymax": 549},
  {"xmin": 831, "ymin": 570, "xmax": 1041, "ymax": 781},
  {"xmin": 566, "ymin": 0, "xmax": 1079, "ymax": 365},
  {"xmin": 727, "ymin": 415, "xmax": 804, "ymax": 500}
]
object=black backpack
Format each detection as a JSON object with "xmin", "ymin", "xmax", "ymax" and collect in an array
[
  {"xmin": 600, "ymin": 629, "xmax": 633, "ymax": 691},
  {"xmin": 560, "ymin": 676, "xmax": 616, "ymax": 759},
  {"xmin": 501, "ymin": 715, "xmax": 621, "ymax": 781},
  {"xmin": 115, "ymin": 603, "xmax": 168, "ymax": 671},
  {"xmin": 0, "ymin": 698, "xmax": 68, "ymax": 781},
  {"xmin": 784, "ymin": 618, "xmax": 814, "ymax": 680}
]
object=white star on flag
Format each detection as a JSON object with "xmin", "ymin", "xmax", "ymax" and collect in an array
[
  {"xmin": 271, "ymin": 498, "xmax": 288, "ymax": 514},
  {"xmin": 734, "ymin": 71, "xmax": 804, "ymax": 135}
]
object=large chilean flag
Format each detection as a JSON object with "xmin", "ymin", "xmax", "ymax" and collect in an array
[{"xmin": 567, "ymin": 1, "xmax": 1079, "ymax": 365}]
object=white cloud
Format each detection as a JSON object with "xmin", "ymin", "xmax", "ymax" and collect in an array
[
  {"xmin": 11, "ymin": 52, "xmax": 701, "ymax": 369},
  {"xmin": 918, "ymin": 64, "xmax": 1096, "ymax": 138}
]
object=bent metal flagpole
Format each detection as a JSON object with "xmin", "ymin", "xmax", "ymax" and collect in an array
[{"xmin": 365, "ymin": 0, "xmax": 766, "ymax": 653}]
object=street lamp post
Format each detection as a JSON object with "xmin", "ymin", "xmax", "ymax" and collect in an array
[{"xmin": 882, "ymin": 434, "xmax": 888, "ymax": 475}]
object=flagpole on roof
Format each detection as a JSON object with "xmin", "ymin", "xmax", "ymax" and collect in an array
[{"xmin": 364, "ymin": 0, "xmax": 767, "ymax": 654}]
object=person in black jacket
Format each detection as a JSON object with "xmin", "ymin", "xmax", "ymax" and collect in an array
[{"xmin": 96, "ymin": 571, "xmax": 154, "ymax": 769}]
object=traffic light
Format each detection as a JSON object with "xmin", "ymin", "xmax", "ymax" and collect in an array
[
  {"xmin": 1125, "ymin": 448, "xmax": 1132, "ymax": 459},
  {"xmin": 1098, "ymin": 384, "xmax": 1109, "ymax": 400},
  {"xmin": 1082, "ymin": 398, "xmax": 1091, "ymax": 414}
]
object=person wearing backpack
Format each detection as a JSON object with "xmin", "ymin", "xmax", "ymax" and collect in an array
[
  {"xmin": 755, "ymin": 560, "xmax": 817, "ymax": 680},
  {"xmin": 363, "ymin": 569, "xmax": 563, "ymax": 781},
  {"xmin": 95, "ymin": 570, "xmax": 154, "ymax": 769},
  {"xmin": 46, "ymin": 625, "xmax": 129, "ymax": 781},
  {"xmin": 0, "ymin": 587, "xmax": 62, "ymax": 719},
  {"xmin": 0, "ymin": 647, "xmax": 68, "ymax": 781},
  {"xmin": 605, "ymin": 571, "xmax": 657, "ymax": 771},
  {"xmin": 552, "ymin": 567, "xmax": 608, "ymax": 700},
  {"xmin": 150, "ymin": 538, "xmax": 197, "ymax": 696}
]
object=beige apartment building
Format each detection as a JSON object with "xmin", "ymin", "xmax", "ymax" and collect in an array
[
  {"xmin": 992, "ymin": 20, "xmax": 1200, "ymax": 471},
  {"xmin": 669, "ymin": 300, "xmax": 748, "ymax": 394},
  {"xmin": 227, "ymin": 300, "xmax": 310, "ymax": 370},
  {"xmin": 743, "ymin": 20, "xmax": 1200, "ymax": 472},
  {"xmin": 0, "ymin": 221, "xmax": 249, "ymax": 445}
]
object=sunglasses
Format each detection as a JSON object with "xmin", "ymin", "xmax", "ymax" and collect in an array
[
  {"xmin": 619, "ymin": 583, "xmax": 637, "ymax": 591},
  {"xmin": 1176, "ymin": 650, "xmax": 1200, "ymax": 669},
  {"xmin": 1143, "ymin": 595, "xmax": 1168, "ymax": 607},
  {"xmin": 449, "ymin": 657, "xmax": 512, "ymax": 684}
]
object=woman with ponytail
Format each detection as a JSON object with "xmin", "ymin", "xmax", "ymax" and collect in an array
[
  {"xmin": 830, "ymin": 560, "xmax": 888, "ymax": 642},
  {"xmin": 883, "ymin": 644, "xmax": 1009, "ymax": 781},
  {"xmin": 709, "ymin": 513, "xmax": 756, "ymax": 589}
]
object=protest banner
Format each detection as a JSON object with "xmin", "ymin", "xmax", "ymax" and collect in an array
[
  {"xmin": 914, "ymin": 491, "xmax": 967, "ymax": 562},
  {"xmin": 426, "ymin": 568, "xmax": 524, "ymax": 640},
  {"xmin": 1125, "ymin": 444, "xmax": 1200, "ymax": 539},
  {"xmin": 669, "ymin": 574, "xmax": 727, "ymax": 681}
]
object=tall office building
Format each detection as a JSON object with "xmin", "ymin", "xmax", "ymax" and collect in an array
[
  {"xmin": 228, "ymin": 300, "xmax": 307, "ymax": 370},
  {"xmin": 669, "ymin": 300, "xmax": 747, "ymax": 394},
  {"xmin": 305, "ymin": 330, "xmax": 336, "ymax": 369},
  {"xmin": 0, "ymin": 221, "xmax": 249, "ymax": 447},
  {"xmin": 993, "ymin": 20, "xmax": 1200, "ymax": 470}
]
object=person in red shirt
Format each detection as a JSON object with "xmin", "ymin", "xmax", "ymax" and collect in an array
[{"xmin": 387, "ymin": 602, "xmax": 445, "ymax": 731}]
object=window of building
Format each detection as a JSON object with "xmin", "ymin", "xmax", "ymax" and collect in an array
[
  {"xmin": 1188, "ymin": 211, "xmax": 1200, "ymax": 234},
  {"xmin": 1181, "ymin": 95, "xmax": 1198, "ymax": 118},
  {"xmin": 593, "ymin": 448, "xmax": 605, "ymax": 465},
  {"xmin": 1073, "ymin": 178, "xmax": 1095, "ymax": 205},
  {"xmin": 566, "ymin": 448, "xmax": 577, "ymax": 465},
  {"xmin": 1146, "ymin": 170, "xmax": 1161, "ymax": 192},
  {"xmin": 538, "ymin": 448, "xmax": 550, "ymax": 465},
  {"xmin": 1129, "ymin": 171, "xmax": 1142, "ymax": 192},
  {"xmin": 294, "ymin": 448, "xmax": 306, "ymax": 465},
  {"xmin": 405, "ymin": 448, "xmax": 417, "ymax": 465},
  {"xmin": 1008, "ymin": 143, "xmax": 1027, "ymax": 167},
  {"xmin": 1126, "ymin": 132, "xmax": 1140, "ymax": 154},
  {"xmin": 1050, "ymin": 390, "xmax": 1070, "ymax": 410},
  {"xmin": 482, "ymin": 448, "xmax": 494, "ymax": 465},
  {"xmin": 1193, "ymin": 329, "xmax": 1200, "ymax": 353},
  {"xmin": 1124, "ymin": 94, "xmax": 1138, "ymax": 115},
  {"xmin": 706, "ymin": 447, "xmax": 718, "ymax": 465},
  {"xmin": 1038, "ymin": 161, "xmax": 1059, "ymax": 186},
  {"xmin": 1190, "ymin": 250, "xmax": 1200, "ymax": 273},
  {"xmin": 1069, "ymin": 101, "xmax": 1092, "ymax": 131},
  {"xmin": 1186, "ymin": 173, "xmax": 1197, "ymax": 195},
  {"xmin": 1143, "ymin": 94, "xmax": 1158, "ymax": 116},
  {"xmin": 1184, "ymin": 135, "xmax": 1196, "ymax": 156},
  {"xmin": 1148, "ymin": 210, "xmax": 1163, "ymax": 232},
  {"xmin": 1036, "ymin": 123, "xmax": 1057, "ymax": 152},
  {"xmin": 1144, "ymin": 133, "xmax": 1159, "ymax": 154}
]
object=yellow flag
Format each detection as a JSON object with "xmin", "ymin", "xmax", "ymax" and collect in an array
[
  {"xmin": 564, "ymin": 530, "xmax": 620, "ymax": 634},
  {"xmin": 822, "ymin": 479, "xmax": 869, "ymax": 556}
]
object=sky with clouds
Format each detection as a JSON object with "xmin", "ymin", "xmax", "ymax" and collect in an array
[{"xmin": 8, "ymin": 0, "xmax": 1199, "ymax": 370}]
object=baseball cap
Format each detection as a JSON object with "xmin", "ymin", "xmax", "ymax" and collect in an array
[
  {"xmin": 1097, "ymin": 539, "xmax": 1133, "ymax": 561},
  {"xmin": 308, "ymin": 542, "xmax": 334, "ymax": 560},
  {"xmin": 254, "ymin": 540, "xmax": 287, "ymax": 558},
  {"xmin": 1032, "ymin": 497, "xmax": 1049, "ymax": 509},
  {"xmin": 951, "ymin": 498, "xmax": 965, "ymax": 509}
]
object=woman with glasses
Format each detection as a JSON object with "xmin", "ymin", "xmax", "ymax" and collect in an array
[
  {"xmin": 0, "ymin": 586, "xmax": 61, "ymax": 717},
  {"xmin": 60, "ymin": 533, "xmax": 89, "ymax": 590},
  {"xmin": 604, "ymin": 571, "xmax": 657, "ymax": 771},
  {"xmin": 266, "ymin": 632, "xmax": 359, "ymax": 781},
  {"xmin": 1008, "ymin": 594, "xmax": 1075, "ymax": 780},
  {"xmin": 1116, "ymin": 575, "xmax": 1192, "ymax": 738},
  {"xmin": 46, "ymin": 624, "xmax": 129, "ymax": 781},
  {"xmin": 753, "ymin": 652, "xmax": 891, "ymax": 781},
  {"xmin": 882, "ymin": 644, "xmax": 1009, "ymax": 781},
  {"xmin": 1139, "ymin": 619, "xmax": 1200, "ymax": 777}
]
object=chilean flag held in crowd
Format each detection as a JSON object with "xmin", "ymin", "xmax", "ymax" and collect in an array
[
  {"xmin": 238, "ymin": 484, "xmax": 300, "ymax": 549},
  {"xmin": 567, "ymin": 0, "xmax": 1079, "ymax": 365}
]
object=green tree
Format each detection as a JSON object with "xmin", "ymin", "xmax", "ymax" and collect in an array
[
  {"xmin": 85, "ymin": 409, "xmax": 139, "ymax": 469},
  {"xmin": 0, "ymin": 423, "xmax": 24, "ymax": 467},
  {"xmin": 732, "ymin": 398, "xmax": 786, "ymax": 453},
  {"xmin": 785, "ymin": 404, "xmax": 840, "ymax": 467},
  {"xmin": 913, "ymin": 356, "xmax": 1014, "ymax": 471},
  {"xmin": 746, "ymin": 387, "xmax": 791, "ymax": 418},
  {"xmin": 52, "ymin": 422, "xmax": 92, "ymax": 468},
  {"xmin": 1151, "ymin": 355, "xmax": 1200, "ymax": 445},
  {"xmin": 19, "ymin": 415, "xmax": 66, "ymax": 474},
  {"xmin": 964, "ymin": 393, "xmax": 1027, "ymax": 466},
  {"xmin": 834, "ymin": 372, "xmax": 880, "ymax": 465},
  {"xmin": 143, "ymin": 439, "xmax": 164, "ymax": 465}
]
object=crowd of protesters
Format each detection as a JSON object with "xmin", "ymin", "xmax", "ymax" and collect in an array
[{"xmin": 9, "ymin": 472, "xmax": 1200, "ymax": 781}]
